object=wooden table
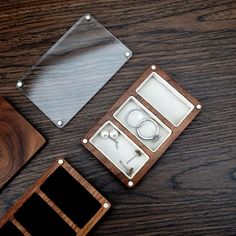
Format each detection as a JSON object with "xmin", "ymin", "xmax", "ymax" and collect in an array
[{"xmin": 0, "ymin": 0, "xmax": 235, "ymax": 235}]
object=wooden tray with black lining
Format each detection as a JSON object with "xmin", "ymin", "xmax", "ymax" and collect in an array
[
  {"xmin": 0, "ymin": 158, "xmax": 110, "ymax": 236},
  {"xmin": 0, "ymin": 97, "xmax": 45, "ymax": 190},
  {"xmin": 81, "ymin": 65, "xmax": 202, "ymax": 188}
]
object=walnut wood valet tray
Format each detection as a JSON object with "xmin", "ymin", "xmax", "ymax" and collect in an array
[
  {"xmin": 0, "ymin": 158, "xmax": 110, "ymax": 236},
  {"xmin": 0, "ymin": 97, "xmax": 45, "ymax": 190},
  {"xmin": 82, "ymin": 65, "xmax": 202, "ymax": 188}
]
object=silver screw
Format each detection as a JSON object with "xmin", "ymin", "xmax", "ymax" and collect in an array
[
  {"xmin": 151, "ymin": 65, "xmax": 156, "ymax": 70},
  {"xmin": 125, "ymin": 51, "xmax": 130, "ymax": 57},
  {"xmin": 196, "ymin": 104, "xmax": 201, "ymax": 109},
  {"xmin": 85, "ymin": 14, "xmax": 91, "ymax": 21},
  {"xmin": 83, "ymin": 139, "xmax": 88, "ymax": 144},
  {"xmin": 58, "ymin": 159, "xmax": 64, "ymax": 165},
  {"xmin": 103, "ymin": 203, "xmax": 109, "ymax": 209},
  {"xmin": 16, "ymin": 81, "xmax": 23, "ymax": 88},
  {"xmin": 128, "ymin": 181, "xmax": 134, "ymax": 187},
  {"xmin": 57, "ymin": 120, "xmax": 63, "ymax": 126}
]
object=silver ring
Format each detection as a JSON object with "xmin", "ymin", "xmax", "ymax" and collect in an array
[
  {"xmin": 136, "ymin": 118, "xmax": 159, "ymax": 142},
  {"xmin": 126, "ymin": 109, "xmax": 145, "ymax": 128}
]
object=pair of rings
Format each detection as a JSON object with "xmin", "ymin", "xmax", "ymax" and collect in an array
[{"xmin": 126, "ymin": 109, "xmax": 159, "ymax": 142}]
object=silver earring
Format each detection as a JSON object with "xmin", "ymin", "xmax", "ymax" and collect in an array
[
  {"xmin": 119, "ymin": 160, "xmax": 133, "ymax": 176},
  {"xmin": 99, "ymin": 129, "xmax": 119, "ymax": 149},
  {"xmin": 100, "ymin": 130, "xmax": 109, "ymax": 139},
  {"xmin": 127, "ymin": 150, "xmax": 142, "ymax": 164},
  {"xmin": 109, "ymin": 129, "xmax": 119, "ymax": 149}
]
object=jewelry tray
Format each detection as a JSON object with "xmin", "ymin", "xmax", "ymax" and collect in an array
[
  {"xmin": 81, "ymin": 66, "xmax": 202, "ymax": 188},
  {"xmin": 0, "ymin": 158, "xmax": 110, "ymax": 236}
]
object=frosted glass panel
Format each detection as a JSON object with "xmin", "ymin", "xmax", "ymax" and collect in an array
[{"xmin": 136, "ymin": 73, "xmax": 194, "ymax": 126}]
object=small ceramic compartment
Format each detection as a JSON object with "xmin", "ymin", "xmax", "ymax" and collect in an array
[
  {"xmin": 136, "ymin": 72, "xmax": 194, "ymax": 126},
  {"xmin": 90, "ymin": 121, "xmax": 149, "ymax": 179},
  {"xmin": 113, "ymin": 96, "xmax": 172, "ymax": 152}
]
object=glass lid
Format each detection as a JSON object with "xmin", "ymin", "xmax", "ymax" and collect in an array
[{"xmin": 17, "ymin": 13, "xmax": 132, "ymax": 128}]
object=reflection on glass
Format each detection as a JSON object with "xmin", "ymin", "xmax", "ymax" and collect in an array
[{"xmin": 18, "ymin": 14, "xmax": 132, "ymax": 127}]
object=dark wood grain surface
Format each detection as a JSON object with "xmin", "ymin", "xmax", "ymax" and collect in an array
[
  {"xmin": 0, "ymin": 97, "xmax": 45, "ymax": 189},
  {"xmin": 0, "ymin": 0, "xmax": 235, "ymax": 235}
]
